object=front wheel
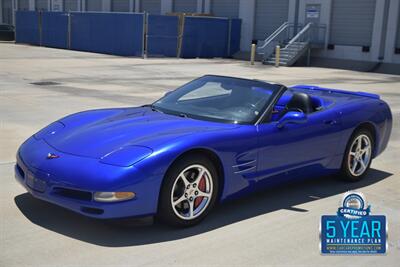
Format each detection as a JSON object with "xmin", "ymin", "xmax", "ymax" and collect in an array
[
  {"xmin": 157, "ymin": 155, "xmax": 219, "ymax": 227},
  {"xmin": 340, "ymin": 129, "xmax": 374, "ymax": 182}
]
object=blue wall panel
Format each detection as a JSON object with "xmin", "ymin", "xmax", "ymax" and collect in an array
[
  {"xmin": 42, "ymin": 12, "xmax": 68, "ymax": 49},
  {"xmin": 71, "ymin": 12, "xmax": 144, "ymax": 56},
  {"xmin": 15, "ymin": 11, "xmax": 40, "ymax": 45},
  {"xmin": 181, "ymin": 17, "xmax": 229, "ymax": 58},
  {"xmin": 229, "ymin": 19, "xmax": 241, "ymax": 56},
  {"xmin": 147, "ymin": 15, "xmax": 178, "ymax": 57}
]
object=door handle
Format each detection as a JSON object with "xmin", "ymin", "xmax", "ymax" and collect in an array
[{"xmin": 323, "ymin": 120, "xmax": 337, "ymax": 125}]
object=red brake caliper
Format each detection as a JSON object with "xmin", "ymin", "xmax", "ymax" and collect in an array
[{"xmin": 194, "ymin": 175, "xmax": 206, "ymax": 208}]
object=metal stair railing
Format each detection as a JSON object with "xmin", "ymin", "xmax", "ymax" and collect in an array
[
  {"xmin": 283, "ymin": 22, "xmax": 313, "ymax": 49},
  {"xmin": 256, "ymin": 22, "xmax": 288, "ymax": 50},
  {"xmin": 277, "ymin": 22, "xmax": 312, "ymax": 66},
  {"xmin": 256, "ymin": 22, "xmax": 302, "ymax": 61}
]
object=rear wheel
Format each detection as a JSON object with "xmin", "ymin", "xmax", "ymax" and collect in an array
[
  {"xmin": 157, "ymin": 155, "xmax": 218, "ymax": 227},
  {"xmin": 340, "ymin": 129, "xmax": 374, "ymax": 182}
]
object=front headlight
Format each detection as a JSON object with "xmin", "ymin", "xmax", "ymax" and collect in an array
[
  {"xmin": 33, "ymin": 121, "xmax": 65, "ymax": 140},
  {"xmin": 99, "ymin": 145, "xmax": 153, "ymax": 167},
  {"xmin": 94, "ymin": 192, "xmax": 135, "ymax": 202}
]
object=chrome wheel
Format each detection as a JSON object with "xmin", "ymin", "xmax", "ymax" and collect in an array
[
  {"xmin": 347, "ymin": 134, "xmax": 372, "ymax": 177},
  {"xmin": 170, "ymin": 164, "xmax": 213, "ymax": 220}
]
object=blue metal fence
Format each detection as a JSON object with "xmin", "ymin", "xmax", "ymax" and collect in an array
[
  {"xmin": 71, "ymin": 12, "xmax": 144, "ymax": 56},
  {"xmin": 42, "ymin": 12, "xmax": 69, "ymax": 49},
  {"xmin": 15, "ymin": 11, "xmax": 40, "ymax": 45},
  {"xmin": 15, "ymin": 11, "xmax": 241, "ymax": 59},
  {"xmin": 229, "ymin": 19, "xmax": 242, "ymax": 56},
  {"xmin": 147, "ymin": 14, "xmax": 179, "ymax": 57},
  {"xmin": 181, "ymin": 17, "xmax": 229, "ymax": 58}
]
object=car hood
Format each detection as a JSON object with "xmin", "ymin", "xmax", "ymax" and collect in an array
[{"xmin": 43, "ymin": 107, "xmax": 237, "ymax": 159}]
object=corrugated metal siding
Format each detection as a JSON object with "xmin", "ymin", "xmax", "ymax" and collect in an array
[
  {"xmin": 254, "ymin": 0, "xmax": 289, "ymax": 40},
  {"xmin": 112, "ymin": 0, "xmax": 130, "ymax": 12},
  {"xmin": 211, "ymin": 0, "xmax": 239, "ymax": 18},
  {"xmin": 2, "ymin": 0, "xmax": 13, "ymax": 24},
  {"xmin": 396, "ymin": 6, "xmax": 400, "ymax": 48},
  {"xmin": 141, "ymin": 0, "xmax": 161, "ymax": 14},
  {"xmin": 329, "ymin": 0, "xmax": 376, "ymax": 46},
  {"xmin": 35, "ymin": 0, "xmax": 49, "ymax": 11},
  {"xmin": 86, "ymin": 0, "xmax": 102, "ymax": 11},
  {"xmin": 18, "ymin": 0, "xmax": 30, "ymax": 10},
  {"xmin": 64, "ymin": 0, "xmax": 78, "ymax": 11},
  {"xmin": 173, "ymin": 0, "xmax": 197, "ymax": 13}
]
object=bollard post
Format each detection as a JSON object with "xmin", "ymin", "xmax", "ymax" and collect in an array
[
  {"xmin": 250, "ymin": 44, "xmax": 256, "ymax": 65},
  {"xmin": 275, "ymin": 45, "xmax": 280, "ymax": 67},
  {"xmin": 67, "ymin": 13, "xmax": 71, "ymax": 49}
]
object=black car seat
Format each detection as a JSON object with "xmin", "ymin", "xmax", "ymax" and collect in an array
[{"xmin": 285, "ymin": 92, "xmax": 315, "ymax": 114}]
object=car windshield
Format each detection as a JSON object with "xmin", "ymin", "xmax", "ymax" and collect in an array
[{"xmin": 152, "ymin": 75, "xmax": 282, "ymax": 124}]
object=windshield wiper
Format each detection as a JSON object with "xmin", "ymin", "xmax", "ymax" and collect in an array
[{"xmin": 142, "ymin": 104, "xmax": 163, "ymax": 113}]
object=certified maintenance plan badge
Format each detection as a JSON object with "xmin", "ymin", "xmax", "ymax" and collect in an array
[{"xmin": 320, "ymin": 191, "xmax": 387, "ymax": 254}]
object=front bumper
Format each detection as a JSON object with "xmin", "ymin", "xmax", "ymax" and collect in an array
[{"xmin": 15, "ymin": 138, "xmax": 161, "ymax": 219}]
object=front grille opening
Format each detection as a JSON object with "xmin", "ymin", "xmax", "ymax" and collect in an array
[
  {"xmin": 16, "ymin": 164, "xmax": 25, "ymax": 179},
  {"xmin": 52, "ymin": 187, "xmax": 92, "ymax": 201},
  {"xmin": 81, "ymin": 206, "xmax": 104, "ymax": 215}
]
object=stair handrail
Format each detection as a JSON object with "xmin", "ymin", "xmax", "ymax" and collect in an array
[
  {"xmin": 283, "ymin": 22, "xmax": 313, "ymax": 50},
  {"xmin": 257, "ymin": 22, "xmax": 289, "ymax": 50}
]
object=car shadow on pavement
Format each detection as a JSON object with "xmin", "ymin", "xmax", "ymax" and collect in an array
[{"xmin": 14, "ymin": 168, "xmax": 392, "ymax": 247}]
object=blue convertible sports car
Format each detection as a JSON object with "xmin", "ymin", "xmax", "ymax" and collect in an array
[{"xmin": 15, "ymin": 75, "xmax": 392, "ymax": 226}]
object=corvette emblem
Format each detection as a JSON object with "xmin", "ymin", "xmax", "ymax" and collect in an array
[{"xmin": 47, "ymin": 153, "xmax": 60, "ymax": 159}]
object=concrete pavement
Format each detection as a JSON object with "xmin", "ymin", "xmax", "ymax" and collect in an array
[{"xmin": 0, "ymin": 43, "xmax": 399, "ymax": 266}]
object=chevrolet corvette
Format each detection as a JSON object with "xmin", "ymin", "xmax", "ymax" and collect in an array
[{"xmin": 15, "ymin": 75, "xmax": 392, "ymax": 226}]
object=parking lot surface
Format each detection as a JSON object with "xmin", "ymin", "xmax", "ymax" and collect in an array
[{"xmin": 1, "ymin": 43, "xmax": 399, "ymax": 266}]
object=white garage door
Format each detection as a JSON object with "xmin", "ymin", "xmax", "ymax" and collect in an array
[
  {"xmin": 64, "ymin": 0, "xmax": 78, "ymax": 11},
  {"xmin": 141, "ymin": 0, "xmax": 161, "ymax": 14},
  {"xmin": 18, "ymin": 0, "xmax": 30, "ymax": 10},
  {"xmin": 254, "ymin": 0, "xmax": 289, "ymax": 41},
  {"xmin": 211, "ymin": 0, "xmax": 239, "ymax": 18},
  {"xmin": 396, "ymin": 6, "xmax": 400, "ymax": 49},
  {"xmin": 112, "ymin": 0, "xmax": 130, "ymax": 12},
  {"xmin": 35, "ymin": 0, "xmax": 49, "ymax": 11},
  {"xmin": 86, "ymin": 0, "xmax": 102, "ymax": 11},
  {"xmin": 329, "ymin": 0, "xmax": 376, "ymax": 46},
  {"xmin": 173, "ymin": 0, "xmax": 197, "ymax": 13},
  {"xmin": 2, "ymin": 0, "xmax": 13, "ymax": 24}
]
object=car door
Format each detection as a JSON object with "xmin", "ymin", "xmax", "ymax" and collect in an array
[{"xmin": 256, "ymin": 108, "xmax": 342, "ymax": 181}]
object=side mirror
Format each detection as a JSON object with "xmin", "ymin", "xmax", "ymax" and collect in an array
[{"xmin": 277, "ymin": 111, "xmax": 307, "ymax": 128}]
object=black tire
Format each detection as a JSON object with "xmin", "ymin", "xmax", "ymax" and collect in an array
[
  {"xmin": 157, "ymin": 155, "xmax": 219, "ymax": 227},
  {"xmin": 340, "ymin": 128, "xmax": 374, "ymax": 182}
]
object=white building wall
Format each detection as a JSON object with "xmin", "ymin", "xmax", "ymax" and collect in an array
[
  {"xmin": 384, "ymin": 0, "xmax": 400, "ymax": 63},
  {"xmin": 298, "ymin": 0, "xmax": 388, "ymax": 63},
  {"xmin": 0, "ymin": 0, "xmax": 2, "ymax": 23},
  {"xmin": 239, "ymin": 0, "xmax": 255, "ymax": 52},
  {"xmin": 161, "ymin": 0, "xmax": 172, "ymax": 14}
]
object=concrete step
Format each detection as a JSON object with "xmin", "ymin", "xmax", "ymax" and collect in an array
[
  {"xmin": 263, "ymin": 60, "xmax": 288, "ymax": 66},
  {"xmin": 269, "ymin": 58, "xmax": 293, "ymax": 62}
]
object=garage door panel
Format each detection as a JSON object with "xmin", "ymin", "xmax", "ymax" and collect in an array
[
  {"xmin": 18, "ymin": 0, "xmax": 30, "ymax": 10},
  {"xmin": 329, "ymin": 0, "xmax": 376, "ymax": 46},
  {"xmin": 211, "ymin": 0, "xmax": 239, "ymax": 18},
  {"xmin": 396, "ymin": 6, "xmax": 400, "ymax": 49},
  {"xmin": 64, "ymin": 0, "xmax": 78, "ymax": 11},
  {"xmin": 86, "ymin": 0, "xmax": 102, "ymax": 11},
  {"xmin": 141, "ymin": 0, "xmax": 161, "ymax": 14},
  {"xmin": 254, "ymin": 0, "xmax": 289, "ymax": 41},
  {"xmin": 36, "ymin": 0, "xmax": 48, "ymax": 11},
  {"xmin": 112, "ymin": 0, "xmax": 130, "ymax": 12},
  {"xmin": 173, "ymin": 0, "xmax": 197, "ymax": 13}
]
